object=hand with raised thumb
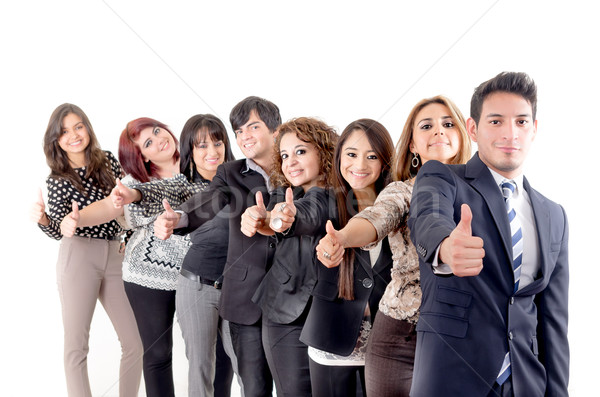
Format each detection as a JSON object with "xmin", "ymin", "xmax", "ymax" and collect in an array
[
  {"xmin": 31, "ymin": 188, "xmax": 49, "ymax": 225},
  {"xmin": 241, "ymin": 191, "xmax": 268, "ymax": 237},
  {"xmin": 315, "ymin": 220, "xmax": 346, "ymax": 268},
  {"xmin": 60, "ymin": 201, "xmax": 80, "ymax": 237},
  {"xmin": 439, "ymin": 204, "xmax": 485, "ymax": 277},
  {"xmin": 110, "ymin": 178, "xmax": 141, "ymax": 208},
  {"xmin": 270, "ymin": 187, "xmax": 297, "ymax": 233},
  {"xmin": 154, "ymin": 199, "xmax": 180, "ymax": 240}
]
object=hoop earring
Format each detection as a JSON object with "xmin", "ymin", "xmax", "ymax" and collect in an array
[{"xmin": 411, "ymin": 152, "xmax": 420, "ymax": 168}]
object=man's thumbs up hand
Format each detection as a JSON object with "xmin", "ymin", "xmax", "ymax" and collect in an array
[{"xmin": 439, "ymin": 204, "xmax": 485, "ymax": 277}]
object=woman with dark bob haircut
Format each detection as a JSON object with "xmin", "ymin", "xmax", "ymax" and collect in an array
[
  {"xmin": 317, "ymin": 96, "xmax": 472, "ymax": 396},
  {"xmin": 60, "ymin": 114, "xmax": 238, "ymax": 396},
  {"xmin": 121, "ymin": 114, "xmax": 242, "ymax": 397},
  {"xmin": 32, "ymin": 103, "xmax": 143, "ymax": 397}
]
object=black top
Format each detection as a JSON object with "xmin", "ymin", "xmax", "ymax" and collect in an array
[
  {"xmin": 39, "ymin": 151, "xmax": 123, "ymax": 240},
  {"xmin": 178, "ymin": 159, "xmax": 277, "ymax": 325},
  {"xmin": 300, "ymin": 238, "xmax": 393, "ymax": 355},
  {"xmin": 252, "ymin": 186, "xmax": 338, "ymax": 325},
  {"xmin": 181, "ymin": 174, "xmax": 230, "ymax": 281}
]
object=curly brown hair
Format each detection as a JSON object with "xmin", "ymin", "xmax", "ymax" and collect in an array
[{"xmin": 270, "ymin": 117, "xmax": 338, "ymax": 189}]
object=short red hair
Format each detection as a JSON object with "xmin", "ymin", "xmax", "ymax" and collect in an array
[{"xmin": 118, "ymin": 117, "xmax": 180, "ymax": 183}]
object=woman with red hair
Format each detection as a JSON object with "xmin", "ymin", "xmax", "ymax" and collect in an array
[{"xmin": 60, "ymin": 116, "xmax": 233, "ymax": 396}]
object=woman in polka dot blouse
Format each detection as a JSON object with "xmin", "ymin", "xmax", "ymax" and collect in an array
[
  {"xmin": 59, "ymin": 116, "xmax": 238, "ymax": 397},
  {"xmin": 32, "ymin": 103, "xmax": 143, "ymax": 397}
]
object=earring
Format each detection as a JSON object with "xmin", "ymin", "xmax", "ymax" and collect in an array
[{"xmin": 411, "ymin": 152, "xmax": 420, "ymax": 168}]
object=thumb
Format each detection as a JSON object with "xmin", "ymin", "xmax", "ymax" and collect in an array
[
  {"xmin": 325, "ymin": 220, "xmax": 340, "ymax": 243},
  {"xmin": 255, "ymin": 191, "xmax": 265, "ymax": 211},
  {"xmin": 116, "ymin": 178, "xmax": 125, "ymax": 192},
  {"xmin": 71, "ymin": 201, "xmax": 80, "ymax": 219},
  {"xmin": 162, "ymin": 198, "xmax": 174, "ymax": 214},
  {"xmin": 285, "ymin": 187, "xmax": 294, "ymax": 206},
  {"xmin": 456, "ymin": 203, "xmax": 473, "ymax": 235},
  {"xmin": 37, "ymin": 188, "xmax": 44, "ymax": 205}
]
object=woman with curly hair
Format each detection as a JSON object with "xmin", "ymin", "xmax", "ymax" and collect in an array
[{"xmin": 240, "ymin": 117, "xmax": 338, "ymax": 396}]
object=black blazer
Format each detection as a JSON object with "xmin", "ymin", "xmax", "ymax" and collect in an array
[
  {"xmin": 178, "ymin": 160, "xmax": 277, "ymax": 325},
  {"xmin": 408, "ymin": 154, "xmax": 569, "ymax": 397},
  {"xmin": 300, "ymin": 238, "xmax": 393, "ymax": 356},
  {"xmin": 252, "ymin": 187, "xmax": 337, "ymax": 325}
]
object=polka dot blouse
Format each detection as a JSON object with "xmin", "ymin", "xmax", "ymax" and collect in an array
[{"xmin": 39, "ymin": 151, "xmax": 123, "ymax": 240}]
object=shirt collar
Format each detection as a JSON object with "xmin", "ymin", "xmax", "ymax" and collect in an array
[
  {"xmin": 488, "ymin": 167, "xmax": 524, "ymax": 198},
  {"xmin": 243, "ymin": 158, "xmax": 274, "ymax": 192}
]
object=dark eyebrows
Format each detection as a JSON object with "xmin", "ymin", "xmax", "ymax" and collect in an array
[
  {"xmin": 62, "ymin": 121, "xmax": 84, "ymax": 130},
  {"xmin": 344, "ymin": 146, "xmax": 375, "ymax": 153},
  {"xmin": 485, "ymin": 113, "xmax": 532, "ymax": 118},
  {"xmin": 418, "ymin": 116, "xmax": 452, "ymax": 123}
]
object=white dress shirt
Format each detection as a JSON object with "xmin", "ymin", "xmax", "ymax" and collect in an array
[{"xmin": 433, "ymin": 168, "xmax": 540, "ymax": 290}]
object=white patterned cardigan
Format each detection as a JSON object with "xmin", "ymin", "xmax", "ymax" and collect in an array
[{"xmin": 120, "ymin": 174, "xmax": 208, "ymax": 291}]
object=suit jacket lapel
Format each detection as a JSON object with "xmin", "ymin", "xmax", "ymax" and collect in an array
[
  {"xmin": 517, "ymin": 178, "xmax": 550, "ymax": 295},
  {"xmin": 465, "ymin": 154, "xmax": 513, "ymax": 264},
  {"xmin": 354, "ymin": 249, "xmax": 373, "ymax": 278},
  {"xmin": 238, "ymin": 161, "xmax": 271, "ymax": 206}
]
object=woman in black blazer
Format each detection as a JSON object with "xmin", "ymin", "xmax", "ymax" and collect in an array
[
  {"xmin": 240, "ymin": 117, "xmax": 338, "ymax": 397},
  {"xmin": 299, "ymin": 119, "xmax": 395, "ymax": 397}
]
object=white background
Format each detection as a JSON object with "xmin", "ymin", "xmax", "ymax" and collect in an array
[{"xmin": 1, "ymin": 1, "xmax": 597, "ymax": 395}]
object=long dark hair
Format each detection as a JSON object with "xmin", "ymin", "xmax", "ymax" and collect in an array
[
  {"xmin": 43, "ymin": 103, "xmax": 116, "ymax": 194},
  {"xmin": 335, "ymin": 119, "xmax": 394, "ymax": 300},
  {"xmin": 179, "ymin": 114, "xmax": 235, "ymax": 182}
]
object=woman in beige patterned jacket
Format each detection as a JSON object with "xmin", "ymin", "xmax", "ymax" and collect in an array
[{"xmin": 316, "ymin": 95, "xmax": 472, "ymax": 397}]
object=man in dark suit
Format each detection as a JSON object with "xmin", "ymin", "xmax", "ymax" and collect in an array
[
  {"xmin": 408, "ymin": 72, "xmax": 569, "ymax": 396},
  {"xmin": 154, "ymin": 96, "xmax": 281, "ymax": 397}
]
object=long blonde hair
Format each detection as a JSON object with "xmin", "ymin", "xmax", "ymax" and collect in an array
[{"xmin": 391, "ymin": 95, "xmax": 471, "ymax": 181}]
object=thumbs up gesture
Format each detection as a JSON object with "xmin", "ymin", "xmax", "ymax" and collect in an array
[
  {"xmin": 154, "ymin": 199, "xmax": 180, "ymax": 240},
  {"xmin": 241, "ymin": 191, "xmax": 268, "ymax": 237},
  {"xmin": 316, "ymin": 220, "xmax": 346, "ymax": 268},
  {"xmin": 31, "ymin": 188, "xmax": 49, "ymax": 226},
  {"xmin": 269, "ymin": 187, "xmax": 297, "ymax": 233},
  {"xmin": 110, "ymin": 178, "xmax": 141, "ymax": 208},
  {"xmin": 439, "ymin": 204, "xmax": 485, "ymax": 277},
  {"xmin": 60, "ymin": 201, "xmax": 81, "ymax": 237}
]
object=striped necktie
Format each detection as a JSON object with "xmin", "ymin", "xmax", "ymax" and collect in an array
[
  {"xmin": 502, "ymin": 180, "xmax": 522, "ymax": 293},
  {"xmin": 496, "ymin": 180, "xmax": 523, "ymax": 385}
]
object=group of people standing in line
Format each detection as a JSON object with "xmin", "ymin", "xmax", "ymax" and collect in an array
[{"xmin": 33, "ymin": 71, "xmax": 569, "ymax": 397}]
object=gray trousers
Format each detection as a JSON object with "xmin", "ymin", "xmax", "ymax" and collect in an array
[
  {"xmin": 176, "ymin": 274, "xmax": 244, "ymax": 397},
  {"xmin": 56, "ymin": 236, "xmax": 143, "ymax": 397}
]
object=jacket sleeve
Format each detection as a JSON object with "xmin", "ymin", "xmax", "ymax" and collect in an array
[
  {"xmin": 177, "ymin": 165, "xmax": 229, "ymax": 234},
  {"xmin": 284, "ymin": 187, "xmax": 336, "ymax": 238},
  {"xmin": 408, "ymin": 160, "xmax": 459, "ymax": 266},
  {"xmin": 536, "ymin": 205, "xmax": 569, "ymax": 395}
]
